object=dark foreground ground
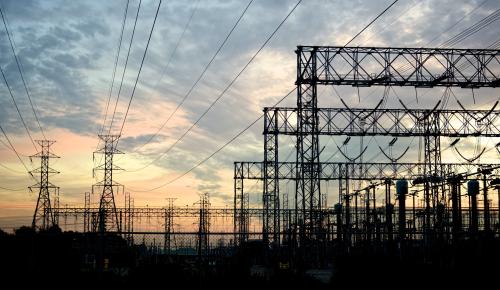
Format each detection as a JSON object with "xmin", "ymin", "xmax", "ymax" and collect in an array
[{"xmin": 1, "ymin": 227, "xmax": 499, "ymax": 288}]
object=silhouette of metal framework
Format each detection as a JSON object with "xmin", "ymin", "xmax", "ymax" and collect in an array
[
  {"xmin": 296, "ymin": 46, "xmax": 500, "ymax": 88},
  {"xmin": 234, "ymin": 162, "xmax": 500, "ymax": 243},
  {"xmin": 233, "ymin": 164, "xmax": 249, "ymax": 245},
  {"xmin": 263, "ymin": 107, "xmax": 500, "ymax": 136},
  {"xmin": 21, "ymin": 46, "xmax": 499, "ymax": 266},
  {"xmin": 235, "ymin": 162, "xmax": 500, "ymax": 181},
  {"xmin": 195, "ymin": 193, "xmax": 210, "ymax": 257},
  {"xmin": 92, "ymin": 134, "xmax": 123, "ymax": 233},
  {"xmin": 164, "ymin": 198, "xmax": 176, "ymax": 254},
  {"xmin": 256, "ymin": 46, "xmax": 500, "ymax": 252},
  {"xmin": 30, "ymin": 140, "xmax": 59, "ymax": 230}
]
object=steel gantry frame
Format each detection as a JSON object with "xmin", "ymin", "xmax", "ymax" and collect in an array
[
  {"xmin": 236, "ymin": 161, "xmax": 500, "ymax": 243},
  {"xmin": 296, "ymin": 46, "xmax": 500, "ymax": 88},
  {"xmin": 236, "ymin": 162, "xmax": 500, "ymax": 181},
  {"xmin": 259, "ymin": 46, "xmax": 500, "ymax": 251},
  {"xmin": 263, "ymin": 107, "xmax": 500, "ymax": 137},
  {"xmin": 262, "ymin": 106, "xmax": 500, "ymax": 244}
]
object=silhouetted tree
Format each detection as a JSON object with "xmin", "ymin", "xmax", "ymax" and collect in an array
[{"xmin": 15, "ymin": 226, "xmax": 35, "ymax": 236}]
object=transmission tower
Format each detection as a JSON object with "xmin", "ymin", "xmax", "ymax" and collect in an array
[
  {"xmin": 164, "ymin": 198, "xmax": 176, "ymax": 254},
  {"xmin": 92, "ymin": 134, "xmax": 123, "ymax": 233},
  {"xmin": 124, "ymin": 191, "xmax": 134, "ymax": 244},
  {"xmin": 196, "ymin": 193, "xmax": 210, "ymax": 258},
  {"xmin": 30, "ymin": 140, "xmax": 60, "ymax": 230}
]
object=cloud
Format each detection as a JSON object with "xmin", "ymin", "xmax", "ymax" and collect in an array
[
  {"xmin": 120, "ymin": 133, "xmax": 168, "ymax": 149},
  {"xmin": 0, "ymin": 0, "xmax": 499, "ymax": 210}
]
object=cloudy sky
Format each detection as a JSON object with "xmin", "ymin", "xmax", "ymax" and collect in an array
[{"xmin": 0, "ymin": 0, "xmax": 499, "ymax": 220}]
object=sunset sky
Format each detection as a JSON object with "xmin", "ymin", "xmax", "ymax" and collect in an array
[{"xmin": 0, "ymin": 0, "xmax": 499, "ymax": 224}]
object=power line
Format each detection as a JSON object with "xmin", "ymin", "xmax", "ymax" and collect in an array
[
  {"xmin": 92, "ymin": 0, "xmax": 131, "ymax": 171},
  {"xmin": 108, "ymin": 0, "xmax": 143, "ymax": 134},
  {"xmin": 427, "ymin": 0, "xmax": 489, "ymax": 46},
  {"xmin": 0, "ymin": 5, "xmax": 46, "ymax": 140},
  {"xmin": 97, "ymin": 0, "xmax": 130, "ymax": 142},
  {"xmin": 316, "ymin": 0, "xmax": 400, "ymax": 189},
  {"xmin": 136, "ymin": 1, "xmax": 497, "ymax": 193},
  {"xmin": 128, "ymin": 0, "xmax": 401, "ymax": 189},
  {"xmin": 118, "ymin": 0, "xmax": 163, "ymax": 136},
  {"xmin": 441, "ymin": 7, "xmax": 500, "ymax": 47},
  {"xmin": 0, "ymin": 124, "xmax": 34, "ymax": 182},
  {"xmin": 337, "ymin": 0, "xmax": 490, "ymax": 87},
  {"xmin": 0, "ymin": 138, "xmax": 13, "ymax": 152},
  {"xmin": 130, "ymin": 88, "xmax": 296, "ymax": 192},
  {"xmin": 0, "ymin": 161, "xmax": 26, "ymax": 174},
  {"xmin": 0, "ymin": 66, "xmax": 37, "ymax": 150},
  {"xmin": 343, "ymin": 0, "xmax": 399, "ymax": 47},
  {"xmin": 152, "ymin": 0, "xmax": 200, "ymax": 91},
  {"xmin": 128, "ymin": 0, "xmax": 303, "ymax": 172},
  {"xmin": 359, "ymin": 0, "xmax": 422, "ymax": 44},
  {"xmin": 0, "ymin": 186, "xmax": 25, "ymax": 191},
  {"xmin": 0, "ymin": 137, "xmax": 31, "ymax": 158},
  {"xmin": 130, "ymin": 0, "xmax": 253, "ymax": 153},
  {"xmin": 398, "ymin": 4, "xmax": 500, "ymax": 73}
]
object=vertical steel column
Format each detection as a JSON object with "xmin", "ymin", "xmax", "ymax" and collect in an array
[
  {"xmin": 354, "ymin": 192, "xmax": 359, "ymax": 243},
  {"xmin": 263, "ymin": 108, "xmax": 280, "ymax": 246},
  {"xmin": 423, "ymin": 111, "xmax": 441, "ymax": 244},
  {"xmin": 53, "ymin": 188, "xmax": 60, "ymax": 226},
  {"xmin": 233, "ymin": 163, "xmax": 247, "ymax": 245},
  {"xmin": 481, "ymin": 169, "xmax": 492, "ymax": 232},
  {"xmin": 411, "ymin": 192, "xmax": 416, "ymax": 240},
  {"xmin": 345, "ymin": 191, "xmax": 351, "ymax": 246},
  {"xmin": 84, "ymin": 192, "xmax": 91, "ymax": 233},
  {"xmin": 385, "ymin": 179, "xmax": 393, "ymax": 241},
  {"xmin": 450, "ymin": 175, "xmax": 462, "ymax": 240},
  {"xmin": 295, "ymin": 46, "xmax": 322, "ymax": 244},
  {"xmin": 373, "ymin": 185, "xmax": 381, "ymax": 243},
  {"xmin": 494, "ymin": 179, "xmax": 500, "ymax": 229},
  {"xmin": 365, "ymin": 189, "xmax": 371, "ymax": 242}
]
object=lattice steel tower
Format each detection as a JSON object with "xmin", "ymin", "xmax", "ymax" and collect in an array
[
  {"xmin": 164, "ymin": 198, "xmax": 176, "ymax": 254},
  {"xmin": 93, "ymin": 135, "xmax": 123, "ymax": 233},
  {"xmin": 196, "ymin": 193, "xmax": 210, "ymax": 257},
  {"xmin": 296, "ymin": 46, "xmax": 323, "ymax": 243},
  {"xmin": 30, "ymin": 140, "xmax": 59, "ymax": 230}
]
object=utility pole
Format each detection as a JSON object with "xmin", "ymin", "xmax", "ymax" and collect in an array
[{"xmin": 30, "ymin": 140, "xmax": 59, "ymax": 230}]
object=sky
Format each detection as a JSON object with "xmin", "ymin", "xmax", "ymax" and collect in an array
[{"xmin": 0, "ymin": 0, "xmax": 499, "ymax": 222}]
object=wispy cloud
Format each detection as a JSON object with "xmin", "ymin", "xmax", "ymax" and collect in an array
[{"xmin": 0, "ymin": 0, "xmax": 499, "ymax": 210}]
